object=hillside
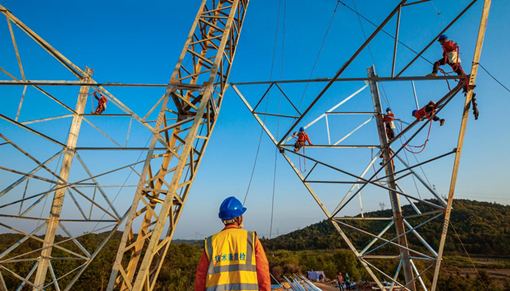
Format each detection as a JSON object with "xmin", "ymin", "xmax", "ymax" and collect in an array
[{"xmin": 262, "ymin": 199, "xmax": 510, "ymax": 256}]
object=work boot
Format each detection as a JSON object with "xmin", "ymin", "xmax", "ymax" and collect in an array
[
  {"xmin": 439, "ymin": 119, "xmax": 445, "ymax": 126},
  {"xmin": 426, "ymin": 72, "xmax": 437, "ymax": 77}
]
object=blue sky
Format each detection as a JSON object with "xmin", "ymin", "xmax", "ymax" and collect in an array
[{"xmin": 0, "ymin": 0, "xmax": 509, "ymax": 240}]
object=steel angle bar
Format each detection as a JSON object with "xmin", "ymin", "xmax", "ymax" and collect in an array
[
  {"xmin": 0, "ymin": 66, "xmax": 77, "ymax": 114},
  {"xmin": 0, "ymin": 222, "xmax": 88, "ymax": 260},
  {"xmin": 0, "ymin": 262, "xmax": 40, "ymax": 291},
  {"xmin": 48, "ymin": 262, "xmax": 60, "ymax": 291},
  {"xmin": 6, "ymin": 14, "xmax": 26, "ymax": 82},
  {"xmin": 403, "ymin": 210, "xmax": 443, "ymax": 220},
  {"xmin": 274, "ymin": 83, "xmax": 301, "ymax": 115},
  {"xmin": 336, "ymin": 218, "xmax": 434, "ymax": 260},
  {"xmin": 74, "ymin": 153, "xmax": 121, "ymax": 218},
  {"xmin": 360, "ymin": 213, "xmax": 442, "ymax": 259},
  {"xmin": 0, "ymin": 116, "xmax": 65, "ymax": 147},
  {"xmin": 283, "ymin": 85, "xmax": 368, "ymax": 144},
  {"xmin": 0, "ymin": 5, "xmax": 85, "ymax": 78},
  {"xmin": 21, "ymin": 114, "xmax": 73, "ymax": 125},
  {"xmin": 395, "ymin": 184, "xmax": 422, "ymax": 214},
  {"xmin": 377, "ymin": 149, "xmax": 456, "ymax": 181},
  {"xmin": 360, "ymin": 220, "xmax": 395, "ymax": 255},
  {"xmin": 58, "ymin": 224, "xmax": 91, "ymax": 258},
  {"xmin": 0, "ymin": 222, "xmax": 47, "ymax": 260},
  {"xmin": 326, "ymin": 111, "xmax": 375, "ymax": 115},
  {"xmin": 390, "ymin": 259, "xmax": 403, "ymax": 291},
  {"xmin": 403, "ymin": 219, "xmax": 438, "ymax": 258},
  {"xmin": 333, "ymin": 152, "xmax": 380, "ymax": 215},
  {"xmin": 410, "ymin": 259, "xmax": 429, "ymax": 291},
  {"xmin": 331, "ymin": 85, "xmax": 461, "ymax": 218},
  {"xmin": 253, "ymin": 112, "xmax": 298, "ymax": 119},
  {"xmin": 252, "ymin": 83, "xmax": 275, "ymax": 112},
  {"xmin": 333, "ymin": 217, "xmax": 392, "ymax": 221},
  {"xmin": 359, "ymin": 259, "xmax": 411, "ymax": 291},
  {"xmin": 285, "ymin": 147, "xmax": 442, "ymax": 212},
  {"xmin": 391, "ymin": 5, "xmax": 402, "ymax": 77},
  {"xmin": 432, "ymin": 2, "xmax": 492, "ymax": 288},
  {"xmin": 232, "ymin": 75, "xmax": 460, "ymax": 86},
  {"xmin": 390, "ymin": 83, "xmax": 463, "ymax": 145},
  {"xmin": 281, "ymin": 144, "xmax": 379, "ymax": 149},
  {"xmin": 394, "ymin": 153, "xmax": 449, "ymax": 206},
  {"xmin": 330, "ymin": 220, "xmax": 386, "ymax": 291},
  {"xmin": 278, "ymin": 0, "xmax": 407, "ymax": 146},
  {"xmin": 396, "ymin": 0, "xmax": 478, "ymax": 77},
  {"xmin": 0, "ymin": 166, "xmax": 63, "ymax": 185},
  {"xmin": 333, "ymin": 116, "xmax": 374, "ymax": 145}
]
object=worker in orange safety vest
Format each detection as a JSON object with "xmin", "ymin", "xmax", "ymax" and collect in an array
[
  {"xmin": 195, "ymin": 197, "xmax": 271, "ymax": 291},
  {"xmin": 293, "ymin": 127, "xmax": 313, "ymax": 153}
]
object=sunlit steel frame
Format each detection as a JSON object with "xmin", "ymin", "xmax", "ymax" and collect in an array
[
  {"xmin": 0, "ymin": 0, "xmax": 249, "ymax": 290},
  {"xmin": 232, "ymin": 0, "xmax": 490, "ymax": 290},
  {"xmin": 106, "ymin": 0, "xmax": 249, "ymax": 290}
]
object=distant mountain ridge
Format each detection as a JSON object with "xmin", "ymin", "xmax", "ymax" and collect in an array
[{"xmin": 262, "ymin": 199, "xmax": 510, "ymax": 256}]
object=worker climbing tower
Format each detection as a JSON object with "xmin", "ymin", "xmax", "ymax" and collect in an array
[
  {"xmin": 0, "ymin": 0, "xmax": 249, "ymax": 290},
  {"xmin": 233, "ymin": 1, "xmax": 491, "ymax": 290}
]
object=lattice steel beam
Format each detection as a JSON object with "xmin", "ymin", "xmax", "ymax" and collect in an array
[{"xmin": 107, "ymin": 0, "xmax": 249, "ymax": 290}]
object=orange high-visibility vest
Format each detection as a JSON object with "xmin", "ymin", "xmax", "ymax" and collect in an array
[{"xmin": 204, "ymin": 228, "xmax": 258, "ymax": 291}]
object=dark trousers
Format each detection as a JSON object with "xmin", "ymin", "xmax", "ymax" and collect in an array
[
  {"xmin": 432, "ymin": 58, "xmax": 463, "ymax": 76},
  {"xmin": 385, "ymin": 124, "xmax": 395, "ymax": 140}
]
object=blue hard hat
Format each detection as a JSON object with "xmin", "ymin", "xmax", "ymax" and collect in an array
[
  {"xmin": 438, "ymin": 34, "xmax": 448, "ymax": 41},
  {"xmin": 412, "ymin": 110, "xmax": 417, "ymax": 116},
  {"xmin": 218, "ymin": 196, "xmax": 246, "ymax": 220},
  {"xmin": 386, "ymin": 107, "xmax": 391, "ymax": 112},
  {"xmin": 299, "ymin": 127, "xmax": 305, "ymax": 132}
]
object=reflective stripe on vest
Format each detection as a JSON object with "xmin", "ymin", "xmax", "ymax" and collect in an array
[{"xmin": 204, "ymin": 229, "xmax": 258, "ymax": 290}]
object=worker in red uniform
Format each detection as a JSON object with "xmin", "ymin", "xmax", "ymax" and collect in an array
[
  {"xmin": 195, "ymin": 196, "xmax": 270, "ymax": 291},
  {"xmin": 412, "ymin": 101, "xmax": 445, "ymax": 126},
  {"xmin": 293, "ymin": 127, "xmax": 312, "ymax": 152},
  {"xmin": 382, "ymin": 107, "xmax": 396, "ymax": 140},
  {"xmin": 337, "ymin": 272, "xmax": 344, "ymax": 291},
  {"xmin": 427, "ymin": 34, "xmax": 464, "ymax": 77},
  {"xmin": 92, "ymin": 91, "xmax": 107, "ymax": 115}
]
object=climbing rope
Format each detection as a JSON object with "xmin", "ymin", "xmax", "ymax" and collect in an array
[{"xmin": 398, "ymin": 118, "xmax": 433, "ymax": 154}]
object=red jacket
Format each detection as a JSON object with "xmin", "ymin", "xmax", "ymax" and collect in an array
[
  {"xmin": 195, "ymin": 224, "xmax": 271, "ymax": 291},
  {"xmin": 296, "ymin": 132, "xmax": 312, "ymax": 145},
  {"xmin": 442, "ymin": 40, "xmax": 457, "ymax": 56},
  {"xmin": 413, "ymin": 107, "xmax": 433, "ymax": 120},
  {"xmin": 383, "ymin": 112, "xmax": 394, "ymax": 124}
]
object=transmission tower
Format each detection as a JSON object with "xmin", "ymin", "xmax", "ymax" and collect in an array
[
  {"xmin": 233, "ymin": 1, "xmax": 491, "ymax": 290},
  {"xmin": 0, "ymin": 0, "xmax": 249, "ymax": 290}
]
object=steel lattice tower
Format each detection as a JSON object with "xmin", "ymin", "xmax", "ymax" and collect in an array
[
  {"xmin": 233, "ymin": 1, "xmax": 491, "ymax": 290},
  {"xmin": 0, "ymin": 0, "xmax": 249, "ymax": 290}
]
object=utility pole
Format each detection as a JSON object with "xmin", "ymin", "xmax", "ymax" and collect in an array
[
  {"xmin": 32, "ymin": 67, "xmax": 94, "ymax": 289},
  {"xmin": 107, "ymin": 0, "xmax": 249, "ymax": 290},
  {"xmin": 367, "ymin": 66, "xmax": 417, "ymax": 291}
]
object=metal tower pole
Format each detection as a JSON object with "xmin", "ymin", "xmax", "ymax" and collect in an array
[
  {"xmin": 107, "ymin": 0, "xmax": 249, "ymax": 290},
  {"xmin": 33, "ymin": 67, "xmax": 94, "ymax": 289},
  {"xmin": 431, "ymin": 0, "xmax": 492, "ymax": 289},
  {"xmin": 367, "ymin": 66, "xmax": 416, "ymax": 291}
]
